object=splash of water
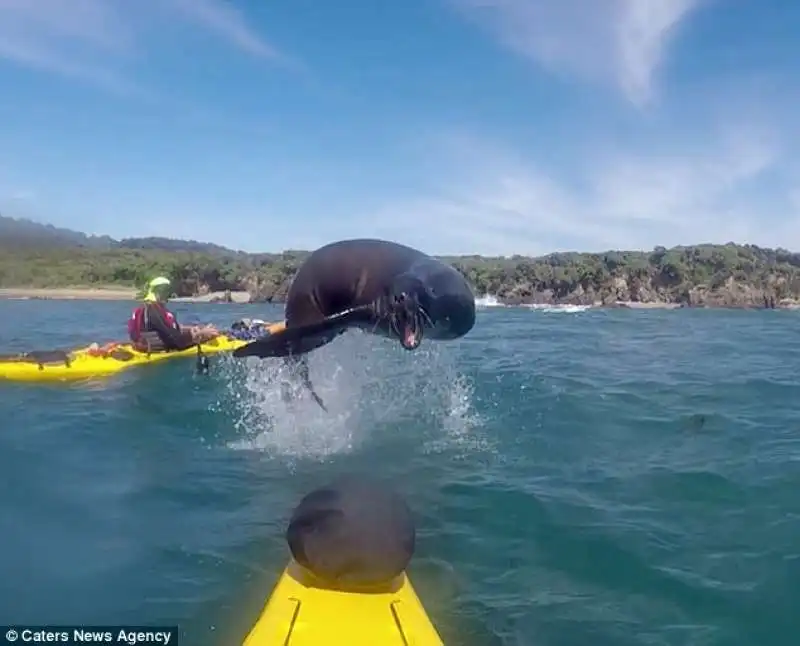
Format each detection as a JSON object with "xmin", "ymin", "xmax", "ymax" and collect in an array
[{"xmin": 213, "ymin": 331, "xmax": 485, "ymax": 462}]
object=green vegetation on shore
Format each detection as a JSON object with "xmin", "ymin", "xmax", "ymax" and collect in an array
[{"xmin": 2, "ymin": 215, "xmax": 800, "ymax": 307}]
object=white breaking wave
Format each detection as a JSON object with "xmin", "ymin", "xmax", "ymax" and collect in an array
[
  {"xmin": 475, "ymin": 294, "xmax": 590, "ymax": 313},
  {"xmin": 475, "ymin": 294, "xmax": 504, "ymax": 308},
  {"xmin": 524, "ymin": 304, "xmax": 593, "ymax": 314}
]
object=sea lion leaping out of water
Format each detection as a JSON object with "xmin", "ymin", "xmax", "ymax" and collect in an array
[{"xmin": 232, "ymin": 238, "xmax": 477, "ymax": 410}]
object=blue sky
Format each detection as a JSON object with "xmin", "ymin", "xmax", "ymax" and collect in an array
[{"xmin": 0, "ymin": 0, "xmax": 798, "ymax": 256}]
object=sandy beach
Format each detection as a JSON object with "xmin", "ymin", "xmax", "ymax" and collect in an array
[
  {"xmin": 0, "ymin": 287, "xmax": 137, "ymax": 300},
  {"xmin": 171, "ymin": 290, "xmax": 252, "ymax": 304},
  {"xmin": 0, "ymin": 287, "xmax": 254, "ymax": 303}
]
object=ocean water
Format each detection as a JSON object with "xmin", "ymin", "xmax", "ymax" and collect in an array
[{"xmin": 1, "ymin": 299, "xmax": 799, "ymax": 646}]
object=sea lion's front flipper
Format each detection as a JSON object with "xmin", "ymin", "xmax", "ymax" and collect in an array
[{"xmin": 232, "ymin": 306, "xmax": 373, "ymax": 359}]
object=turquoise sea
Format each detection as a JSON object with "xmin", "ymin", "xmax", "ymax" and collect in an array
[{"xmin": 1, "ymin": 300, "xmax": 799, "ymax": 646}]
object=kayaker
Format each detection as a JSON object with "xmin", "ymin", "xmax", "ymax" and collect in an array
[{"xmin": 128, "ymin": 276, "xmax": 220, "ymax": 352}]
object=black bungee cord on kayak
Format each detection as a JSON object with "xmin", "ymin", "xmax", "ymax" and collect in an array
[{"xmin": 285, "ymin": 475, "xmax": 416, "ymax": 590}]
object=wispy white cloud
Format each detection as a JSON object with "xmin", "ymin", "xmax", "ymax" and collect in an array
[
  {"xmin": 166, "ymin": 0, "xmax": 280, "ymax": 59},
  {"xmin": 450, "ymin": 0, "xmax": 702, "ymax": 106},
  {"xmin": 0, "ymin": 0, "xmax": 140, "ymax": 93},
  {"xmin": 9, "ymin": 189, "xmax": 36, "ymax": 202},
  {"xmin": 347, "ymin": 1, "xmax": 799, "ymax": 256},
  {"xmin": 362, "ymin": 112, "xmax": 798, "ymax": 256},
  {"xmin": 0, "ymin": 0, "xmax": 284, "ymax": 94}
]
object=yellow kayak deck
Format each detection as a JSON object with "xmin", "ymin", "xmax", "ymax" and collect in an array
[
  {"xmin": 243, "ymin": 560, "xmax": 444, "ymax": 646},
  {"xmin": 0, "ymin": 323, "xmax": 284, "ymax": 383}
]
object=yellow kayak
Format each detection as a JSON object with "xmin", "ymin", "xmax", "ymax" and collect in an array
[
  {"xmin": 0, "ymin": 322, "xmax": 285, "ymax": 383},
  {"xmin": 242, "ymin": 560, "xmax": 444, "ymax": 645}
]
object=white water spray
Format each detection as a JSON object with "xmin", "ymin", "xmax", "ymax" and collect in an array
[{"xmin": 214, "ymin": 331, "xmax": 483, "ymax": 462}]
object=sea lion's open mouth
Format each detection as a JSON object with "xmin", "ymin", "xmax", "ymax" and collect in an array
[
  {"xmin": 390, "ymin": 293, "xmax": 425, "ymax": 350},
  {"xmin": 400, "ymin": 322, "xmax": 421, "ymax": 350}
]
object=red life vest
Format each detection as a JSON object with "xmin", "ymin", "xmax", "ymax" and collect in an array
[{"xmin": 128, "ymin": 303, "xmax": 178, "ymax": 342}]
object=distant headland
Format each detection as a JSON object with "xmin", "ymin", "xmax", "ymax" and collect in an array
[{"xmin": 2, "ymin": 215, "xmax": 799, "ymax": 309}]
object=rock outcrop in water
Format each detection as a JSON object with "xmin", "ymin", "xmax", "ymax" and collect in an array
[{"xmin": 2, "ymin": 217, "xmax": 800, "ymax": 309}]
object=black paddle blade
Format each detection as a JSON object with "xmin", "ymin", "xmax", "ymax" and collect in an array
[
  {"xmin": 307, "ymin": 385, "xmax": 328, "ymax": 411},
  {"xmin": 295, "ymin": 356, "xmax": 328, "ymax": 412},
  {"xmin": 279, "ymin": 374, "xmax": 328, "ymax": 412},
  {"xmin": 196, "ymin": 355, "xmax": 210, "ymax": 374},
  {"xmin": 232, "ymin": 307, "xmax": 372, "ymax": 360}
]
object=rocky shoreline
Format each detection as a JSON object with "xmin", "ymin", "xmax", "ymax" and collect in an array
[
  {"xmin": 482, "ymin": 300, "xmax": 800, "ymax": 310},
  {"xmin": 2, "ymin": 287, "xmax": 799, "ymax": 310},
  {"xmin": 485, "ymin": 274, "xmax": 800, "ymax": 310},
  {"xmin": 493, "ymin": 299, "xmax": 800, "ymax": 310}
]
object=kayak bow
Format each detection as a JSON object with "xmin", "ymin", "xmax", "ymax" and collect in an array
[
  {"xmin": 243, "ymin": 560, "xmax": 444, "ymax": 645},
  {"xmin": 243, "ymin": 476, "xmax": 445, "ymax": 645}
]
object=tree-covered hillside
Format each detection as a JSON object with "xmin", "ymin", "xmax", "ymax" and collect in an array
[{"xmin": 2, "ymin": 216, "xmax": 799, "ymax": 307}]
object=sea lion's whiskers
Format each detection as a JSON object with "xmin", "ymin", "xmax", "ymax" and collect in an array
[{"xmin": 418, "ymin": 307, "xmax": 433, "ymax": 328}]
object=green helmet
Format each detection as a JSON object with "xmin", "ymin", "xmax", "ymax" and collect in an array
[{"xmin": 143, "ymin": 276, "xmax": 171, "ymax": 302}]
